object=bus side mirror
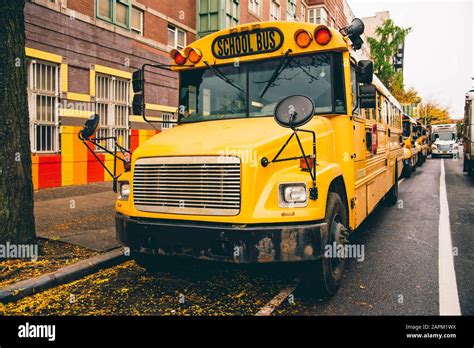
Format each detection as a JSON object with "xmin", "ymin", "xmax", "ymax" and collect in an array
[
  {"xmin": 274, "ymin": 95, "xmax": 315, "ymax": 129},
  {"xmin": 359, "ymin": 84, "xmax": 376, "ymax": 109},
  {"xmin": 80, "ymin": 114, "xmax": 100, "ymax": 139},
  {"xmin": 399, "ymin": 135, "xmax": 403, "ymax": 145},
  {"xmin": 132, "ymin": 69, "xmax": 144, "ymax": 115},
  {"xmin": 357, "ymin": 60, "xmax": 373, "ymax": 84},
  {"xmin": 132, "ymin": 69, "xmax": 143, "ymax": 93},
  {"xmin": 132, "ymin": 94, "xmax": 143, "ymax": 115}
]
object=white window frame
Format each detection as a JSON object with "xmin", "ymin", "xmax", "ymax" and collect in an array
[
  {"xmin": 168, "ymin": 24, "xmax": 186, "ymax": 50},
  {"xmin": 308, "ymin": 6, "xmax": 328, "ymax": 25},
  {"xmin": 27, "ymin": 59, "xmax": 60, "ymax": 154},
  {"xmin": 287, "ymin": 0, "xmax": 297, "ymax": 22},
  {"xmin": 248, "ymin": 0, "xmax": 261, "ymax": 18},
  {"xmin": 162, "ymin": 113, "xmax": 176, "ymax": 130},
  {"xmin": 300, "ymin": 3, "xmax": 306, "ymax": 21},
  {"xmin": 131, "ymin": 7, "xmax": 143, "ymax": 35},
  {"xmin": 95, "ymin": 73, "xmax": 130, "ymax": 151},
  {"xmin": 270, "ymin": 0, "xmax": 280, "ymax": 21}
]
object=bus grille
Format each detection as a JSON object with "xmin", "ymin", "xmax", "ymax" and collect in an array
[{"xmin": 133, "ymin": 156, "xmax": 241, "ymax": 216}]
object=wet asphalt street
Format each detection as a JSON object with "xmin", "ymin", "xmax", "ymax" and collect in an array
[{"xmin": 3, "ymin": 154, "xmax": 473, "ymax": 316}]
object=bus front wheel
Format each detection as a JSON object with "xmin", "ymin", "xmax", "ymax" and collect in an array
[{"xmin": 300, "ymin": 192, "xmax": 348, "ymax": 299}]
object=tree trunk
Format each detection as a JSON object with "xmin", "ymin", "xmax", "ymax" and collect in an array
[{"xmin": 0, "ymin": 0, "xmax": 36, "ymax": 243}]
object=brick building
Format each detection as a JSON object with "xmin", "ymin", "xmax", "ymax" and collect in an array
[
  {"xmin": 25, "ymin": 0, "xmax": 196, "ymax": 189},
  {"xmin": 25, "ymin": 0, "xmax": 352, "ymax": 190},
  {"xmin": 304, "ymin": 0, "xmax": 348, "ymax": 29}
]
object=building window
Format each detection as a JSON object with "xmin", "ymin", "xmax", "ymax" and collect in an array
[
  {"xmin": 198, "ymin": 0, "xmax": 219, "ymax": 35},
  {"xmin": 287, "ymin": 0, "xmax": 297, "ymax": 21},
  {"xmin": 27, "ymin": 60, "xmax": 60, "ymax": 153},
  {"xmin": 248, "ymin": 0, "xmax": 261, "ymax": 18},
  {"xmin": 198, "ymin": 0, "xmax": 239, "ymax": 36},
  {"xmin": 95, "ymin": 74, "xmax": 130, "ymax": 151},
  {"xmin": 131, "ymin": 7, "xmax": 143, "ymax": 35},
  {"xmin": 225, "ymin": 0, "xmax": 239, "ymax": 28},
  {"xmin": 168, "ymin": 24, "xmax": 186, "ymax": 49},
  {"xmin": 308, "ymin": 7, "xmax": 328, "ymax": 25},
  {"xmin": 162, "ymin": 113, "xmax": 175, "ymax": 130},
  {"xmin": 300, "ymin": 4, "xmax": 306, "ymax": 21},
  {"xmin": 96, "ymin": 0, "xmax": 131, "ymax": 29},
  {"xmin": 270, "ymin": 1, "xmax": 280, "ymax": 21}
]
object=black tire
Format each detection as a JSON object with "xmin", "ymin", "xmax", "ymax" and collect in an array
[
  {"xmin": 404, "ymin": 164, "xmax": 412, "ymax": 178},
  {"xmin": 417, "ymin": 153, "xmax": 424, "ymax": 167},
  {"xmin": 385, "ymin": 164, "xmax": 398, "ymax": 206},
  {"xmin": 300, "ymin": 192, "xmax": 348, "ymax": 299},
  {"xmin": 132, "ymin": 253, "xmax": 187, "ymax": 273}
]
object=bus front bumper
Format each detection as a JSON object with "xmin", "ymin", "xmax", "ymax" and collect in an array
[
  {"xmin": 432, "ymin": 149, "xmax": 458, "ymax": 155},
  {"xmin": 116, "ymin": 213, "xmax": 326, "ymax": 264}
]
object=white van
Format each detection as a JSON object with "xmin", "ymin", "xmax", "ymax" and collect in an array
[{"xmin": 431, "ymin": 124, "xmax": 459, "ymax": 158}]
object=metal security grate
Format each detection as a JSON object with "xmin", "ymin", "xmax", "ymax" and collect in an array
[{"xmin": 133, "ymin": 156, "xmax": 241, "ymax": 216}]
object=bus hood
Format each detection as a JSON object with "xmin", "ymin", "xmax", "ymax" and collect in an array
[{"xmin": 133, "ymin": 116, "xmax": 333, "ymax": 160}]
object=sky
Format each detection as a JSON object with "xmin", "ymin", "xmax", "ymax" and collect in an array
[{"xmin": 347, "ymin": 0, "xmax": 473, "ymax": 118}]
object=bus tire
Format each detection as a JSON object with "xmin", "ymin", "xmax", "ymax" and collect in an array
[
  {"xmin": 385, "ymin": 164, "xmax": 398, "ymax": 206},
  {"xmin": 417, "ymin": 153, "xmax": 424, "ymax": 167},
  {"xmin": 132, "ymin": 253, "xmax": 185, "ymax": 273},
  {"xmin": 403, "ymin": 164, "xmax": 412, "ymax": 178},
  {"xmin": 300, "ymin": 192, "xmax": 348, "ymax": 299}
]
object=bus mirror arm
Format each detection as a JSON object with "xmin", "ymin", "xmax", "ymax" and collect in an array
[
  {"xmin": 261, "ymin": 128, "xmax": 318, "ymax": 200},
  {"xmin": 78, "ymin": 131, "xmax": 131, "ymax": 193}
]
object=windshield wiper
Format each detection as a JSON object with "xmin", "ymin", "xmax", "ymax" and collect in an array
[
  {"xmin": 259, "ymin": 49, "xmax": 293, "ymax": 98},
  {"xmin": 203, "ymin": 61, "xmax": 244, "ymax": 92}
]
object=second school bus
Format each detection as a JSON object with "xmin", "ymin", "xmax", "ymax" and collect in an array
[{"xmin": 85, "ymin": 20, "xmax": 406, "ymax": 298}]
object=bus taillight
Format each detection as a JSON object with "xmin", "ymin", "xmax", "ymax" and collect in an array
[
  {"xmin": 294, "ymin": 29, "xmax": 313, "ymax": 48},
  {"xmin": 314, "ymin": 27, "xmax": 332, "ymax": 46},
  {"xmin": 185, "ymin": 47, "xmax": 202, "ymax": 64}
]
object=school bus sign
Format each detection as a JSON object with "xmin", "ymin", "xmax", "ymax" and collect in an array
[{"xmin": 211, "ymin": 27, "xmax": 283, "ymax": 59}]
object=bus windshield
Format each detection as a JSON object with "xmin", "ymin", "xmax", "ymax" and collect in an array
[
  {"xmin": 179, "ymin": 52, "xmax": 346, "ymax": 123},
  {"xmin": 433, "ymin": 132, "xmax": 456, "ymax": 141}
]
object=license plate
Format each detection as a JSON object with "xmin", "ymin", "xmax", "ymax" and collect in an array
[{"xmin": 443, "ymin": 151, "xmax": 447, "ymax": 154}]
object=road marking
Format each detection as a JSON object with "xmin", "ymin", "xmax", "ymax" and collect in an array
[
  {"xmin": 399, "ymin": 178, "xmax": 405, "ymax": 185},
  {"xmin": 438, "ymin": 159, "xmax": 461, "ymax": 315},
  {"xmin": 255, "ymin": 278, "xmax": 300, "ymax": 316}
]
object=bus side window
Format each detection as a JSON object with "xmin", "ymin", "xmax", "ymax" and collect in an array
[
  {"xmin": 350, "ymin": 65, "xmax": 359, "ymax": 115},
  {"xmin": 366, "ymin": 128, "xmax": 372, "ymax": 152}
]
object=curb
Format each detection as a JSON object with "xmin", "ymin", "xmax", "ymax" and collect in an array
[{"xmin": 0, "ymin": 248, "xmax": 126, "ymax": 304}]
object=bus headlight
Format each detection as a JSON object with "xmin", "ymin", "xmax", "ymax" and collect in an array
[
  {"xmin": 118, "ymin": 181, "xmax": 130, "ymax": 200},
  {"xmin": 279, "ymin": 183, "xmax": 307, "ymax": 207}
]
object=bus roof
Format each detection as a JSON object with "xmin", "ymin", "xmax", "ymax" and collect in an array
[
  {"xmin": 170, "ymin": 21, "xmax": 349, "ymax": 71},
  {"xmin": 431, "ymin": 124, "xmax": 456, "ymax": 131}
]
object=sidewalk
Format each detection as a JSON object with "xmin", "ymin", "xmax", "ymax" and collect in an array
[{"xmin": 34, "ymin": 182, "xmax": 120, "ymax": 252}]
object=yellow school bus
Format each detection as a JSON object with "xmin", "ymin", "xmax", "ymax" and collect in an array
[
  {"xmin": 81, "ymin": 20, "xmax": 406, "ymax": 298},
  {"xmin": 415, "ymin": 120, "xmax": 428, "ymax": 166},
  {"xmin": 401, "ymin": 114, "xmax": 418, "ymax": 177}
]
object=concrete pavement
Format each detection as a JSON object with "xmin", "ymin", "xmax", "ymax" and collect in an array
[{"xmin": 34, "ymin": 182, "xmax": 120, "ymax": 252}]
